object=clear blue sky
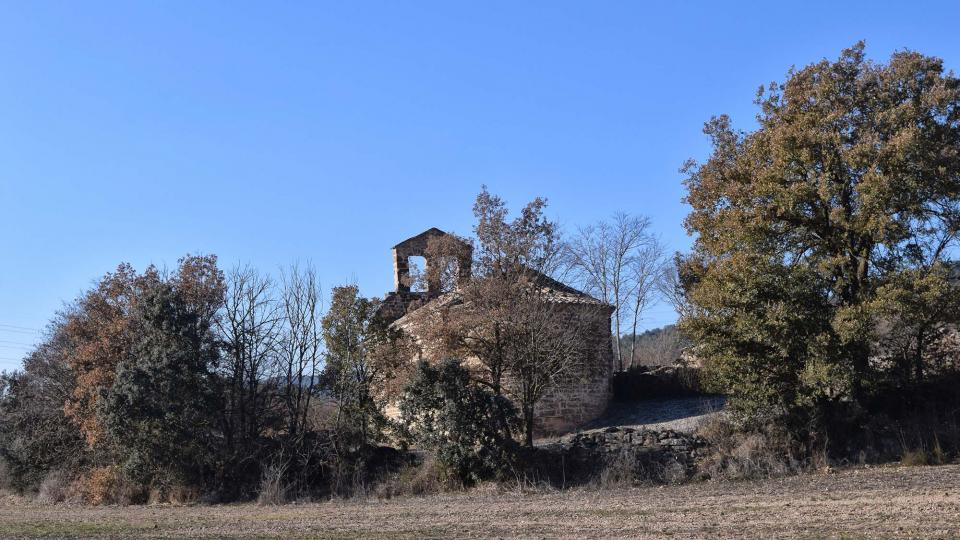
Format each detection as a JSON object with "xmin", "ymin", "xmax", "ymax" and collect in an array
[{"xmin": 2, "ymin": 1, "xmax": 959, "ymax": 371}]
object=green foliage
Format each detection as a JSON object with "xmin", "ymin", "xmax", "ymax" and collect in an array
[
  {"xmin": 321, "ymin": 285, "xmax": 400, "ymax": 449},
  {"xmin": 684, "ymin": 255, "xmax": 838, "ymax": 426},
  {"xmin": 867, "ymin": 264, "xmax": 960, "ymax": 381},
  {"xmin": 397, "ymin": 360, "xmax": 519, "ymax": 485},
  {"xmin": 680, "ymin": 43, "xmax": 960, "ymax": 428},
  {"xmin": 98, "ymin": 281, "xmax": 222, "ymax": 490}
]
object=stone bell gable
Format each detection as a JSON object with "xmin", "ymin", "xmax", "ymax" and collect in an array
[{"xmin": 378, "ymin": 228, "xmax": 472, "ymax": 323}]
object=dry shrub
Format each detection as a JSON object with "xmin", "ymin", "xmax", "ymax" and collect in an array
[
  {"xmin": 651, "ymin": 457, "xmax": 688, "ymax": 485},
  {"xmin": 932, "ymin": 438, "xmax": 948, "ymax": 465},
  {"xmin": 594, "ymin": 450, "xmax": 636, "ymax": 490},
  {"xmin": 901, "ymin": 448, "xmax": 930, "ymax": 466},
  {"xmin": 36, "ymin": 470, "xmax": 74, "ymax": 504},
  {"xmin": 146, "ymin": 486, "xmax": 203, "ymax": 505},
  {"xmin": 167, "ymin": 485, "xmax": 201, "ymax": 505},
  {"xmin": 374, "ymin": 458, "xmax": 444, "ymax": 499},
  {"xmin": 502, "ymin": 469, "xmax": 560, "ymax": 495},
  {"xmin": 697, "ymin": 414, "xmax": 804, "ymax": 480},
  {"xmin": 147, "ymin": 488, "xmax": 164, "ymax": 505},
  {"xmin": 257, "ymin": 462, "xmax": 290, "ymax": 506},
  {"xmin": 72, "ymin": 466, "xmax": 146, "ymax": 505},
  {"xmin": 593, "ymin": 448, "xmax": 690, "ymax": 489},
  {"xmin": 901, "ymin": 438, "xmax": 948, "ymax": 467}
]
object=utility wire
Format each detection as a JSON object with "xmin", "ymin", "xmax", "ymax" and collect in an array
[
  {"xmin": 0, "ymin": 339, "xmax": 37, "ymax": 347},
  {"xmin": 0, "ymin": 328, "xmax": 40, "ymax": 336},
  {"xmin": 0, "ymin": 323, "xmax": 41, "ymax": 332}
]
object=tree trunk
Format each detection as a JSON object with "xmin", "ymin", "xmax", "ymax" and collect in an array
[
  {"xmin": 613, "ymin": 308, "xmax": 623, "ymax": 372},
  {"xmin": 914, "ymin": 330, "xmax": 925, "ymax": 383},
  {"xmin": 523, "ymin": 405, "xmax": 535, "ymax": 447}
]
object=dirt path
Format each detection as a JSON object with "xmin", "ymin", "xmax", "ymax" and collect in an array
[
  {"xmin": 2, "ymin": 464, "xmax": 959, "ymax": 539},
  {"xmin": 581, "ymin": 396, "xmax": 726, "ymax": 432}
]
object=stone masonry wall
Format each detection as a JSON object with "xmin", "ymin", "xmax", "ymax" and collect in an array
[
  {"xmin": 532, "ymin": 303, "xmax": 614, "ymax": 435},
  {"xmin": 551, "ymin": 426, "xmax": 710, "ymax": 483},
  {"xmin": 390, "ymin": 299, "xmax": 614, "ymax": 436}
]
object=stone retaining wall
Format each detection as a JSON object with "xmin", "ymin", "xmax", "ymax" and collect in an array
[{"xmin": 548, "ymin": 426, "xmax": 710, "ymax": 482}]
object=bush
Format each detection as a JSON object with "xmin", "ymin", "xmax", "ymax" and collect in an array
[
  {"xmin": 594, "ymin": 450, "xmax": 636, "ymax": 489},
  {"xmin": 0, "ymin": 357, "xmax": 85, "ymax": 494},
  {"xmin": 72, "ymin": 466, "xmax": 146, "ymax": 506},
  {"xmin": 98, "ymin": 281, "xmax": 221, "ymax": 492},
  {"xmin": 397, "ymin": 360, "xmax": 520, "ymax": 486}
]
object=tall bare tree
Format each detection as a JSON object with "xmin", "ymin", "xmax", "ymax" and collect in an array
[
  {"xmin": 278, "ymin": 264, "xmax": 324, "ymax": 440},
  {"xmin": 566, "ymin": 213, "xmax": 665, "ymax": 370},
  {"xmin": 504, "ymin": 290, "xmax": 594, "ymax": 446},
  {"xmin": 218, "ymin": 266, "xmax": 282, "ymax": 451}
]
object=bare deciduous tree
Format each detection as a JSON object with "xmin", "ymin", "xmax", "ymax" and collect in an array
[
  {"xmin": 218, "ymin": 266, "xmax": 282, "ymax": 451},
  {"xmin": 278, "ymin": 264, "xmax": 324, "ymax": 440},
  {"xmin": 566, "ymin": 213, "xmax": 665, "ymax": 370},
  {"xmin": 504, "ymin": 290, "xmax": 593, "ymax": 446}
]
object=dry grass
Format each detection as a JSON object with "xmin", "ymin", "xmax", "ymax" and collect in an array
[
  {"xmin": 695, "ymin": 414, "xmax": 808, "ymax": 480},
  {"xmin": 256, "ymin": 462, "xmax": 290, "ymax": 506},
  {"xmin": 373, "ymin": 457, "xmax": 444, "ymax": 499},
  {"xmin": 901, "ymin": 438, "xmax": 948, "ymax": 467},
  {"xmin": 35, "ymin": 470, "xmax": 74, "ymax": 504},
  {"xmin": 0, "ymin": 464, "xmax": 958, "ymax": 538}
]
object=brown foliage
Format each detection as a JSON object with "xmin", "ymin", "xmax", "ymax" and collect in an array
[
  {"xmin": 62, "ymin": 263, "xmax": 155, "ymax": 447},
  {"xmin": 61, "ymin": 256, "xmax": 225, "ymax": 449},
  {"xmin": 71, "ymin": 466, "xmax": 145, "ymax": 506},
  {"xmin": 680, "ymin": 43, "xmax": 960, "ymax": 422}
]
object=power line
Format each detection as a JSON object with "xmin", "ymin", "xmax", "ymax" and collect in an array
[
  {"xmin": 0, "ymin": 323, "xmax": 41, "ymax": 332},
  {"xmin": 0, "ymin": 328, "xmax": 40, "ymax": 336},
  {"xmin": 0, "ymin": 339, "xmax": 37, "ymax": 347}
]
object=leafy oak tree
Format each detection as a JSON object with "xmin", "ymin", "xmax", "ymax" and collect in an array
[
  {"xmin": 679, "ymin": 43, "xmax": 960, "ymax": 426},
  {"xmin": 62, "ymin": 264, "xmax": 157, "ymax": 448},
  {"xmin": 321, "ymin": 285, "xmax": 404, "ymax": 450},
  {"xmin": 98, "ymin": 262, "xmax": 225, "ymax": 491}
]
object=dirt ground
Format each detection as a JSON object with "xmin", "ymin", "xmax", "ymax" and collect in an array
[{"xmin": 1, "ymin": 464, "xmax": 959, "ymax": 539}]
